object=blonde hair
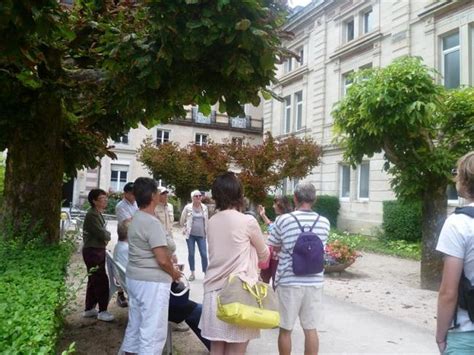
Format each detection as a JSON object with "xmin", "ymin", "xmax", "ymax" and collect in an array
[
  {"xmin": 117, "ymin": 220, "xmax": 131, "ymax": 241},
  {"xmin": 457, "ymin": 151, "xmax": 474, "ymax": 199}
]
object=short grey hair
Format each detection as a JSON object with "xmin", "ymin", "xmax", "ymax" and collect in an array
[{"xmin": 294, "ymin": 182, "xmax": 316, "ymax": 204}]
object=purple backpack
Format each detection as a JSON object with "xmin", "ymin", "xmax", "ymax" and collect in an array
[{"xmin": 289, "ymin": 213, "xmax": 324, "ymax": 275}]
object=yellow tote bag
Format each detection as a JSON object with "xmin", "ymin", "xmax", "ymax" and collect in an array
[{"xmin": 217, "ymin": 275, "xmax": 280, "ymax": 329}]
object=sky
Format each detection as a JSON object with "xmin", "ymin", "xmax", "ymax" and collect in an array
[{"xmin": 288, "ymin": 0, "xmax": 312, "ymax": 8}]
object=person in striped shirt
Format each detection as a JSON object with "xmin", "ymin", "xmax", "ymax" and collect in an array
[{"xmin": 267, "ymin": 182, "xmax": 330, "ymax": 355}]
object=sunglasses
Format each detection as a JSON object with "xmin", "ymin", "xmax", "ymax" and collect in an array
[{"xmin": 194, "ymin": 195, "xmax": 202, "ymax": 198}]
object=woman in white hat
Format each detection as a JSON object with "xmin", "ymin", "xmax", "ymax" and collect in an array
[{"xmin": 180, "ymin": 189, "xmax": 209, "ymax": 281}]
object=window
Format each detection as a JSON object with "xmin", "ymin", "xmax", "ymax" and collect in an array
[
  {"xmin": 346, "ymin": 19, "xmax": 355, "ymax": 42},
  {"xmin": 110, "ymin": 164, "xmax": 128, "ymax": 192},
  {"xmin": 296, "ymin": 47, "xmax": 305, "ymax": 67},
  {"xmin": 342, "ymin": 72, "xmax": 353, "ymax": 96},
  {"xmin": 284, "ymin": 58, "xmax": 293, "ymax": 73},
  {"xmin": 191, "ymin": 106, "xmax": 215, "ymax": 124},
  {"xmin": 294, "ymin": 91, "xmax": 303, "ymax": 130},
  {"xmin": 339, "ymin": 165, "xmax": 350, "ymax": 199},
  {"xmin": 442, "ymin": 32, "xmax": 460, "ymax": 89},
  {"xmin": 358, "ymin": 162, "xmax": 370, "ymax": 199},
  {"xmin": 195, "ymin": 133, "xmax": 208, "ymax": 146},
  {"xmin": 447, "ymin": 184, "xmax": 459, "ymax": 201},
  {"xmin": 283, "ymin": 96, "xmax": 292, "ymax": 133},
  {"xmin": 363, "ymin": 9, "xmax": 373, "ymax": 34},
  {"xmin": 114, "ymin": 132, "xmax": 129, "ymax": 144},
  {"xmin": 156, "ymin": 129, "xmax": 170, "ymax": 145},
  {"xmin": 231, "ymin": 137, "xmax": 243, "ymax": 147}
]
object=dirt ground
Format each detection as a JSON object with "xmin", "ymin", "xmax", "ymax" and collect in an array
[{"xmin": 58, "ymin": 250, "xmax": 437, "ymax": 354}]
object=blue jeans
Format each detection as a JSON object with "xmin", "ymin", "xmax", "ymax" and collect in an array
[{"xmin": 186, "ymin": 235, "xmax": 208, "ymax": 272}]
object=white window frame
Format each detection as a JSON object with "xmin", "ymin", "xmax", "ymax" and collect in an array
[
  {"xmin": 294, "ymin": 91, "xmax": 303, "ymax": 131},
  {"xmin": 283, "ymin": 95, "xmax": 292, "ymax": 133},
  {"xmin": 156, "ymin": 129, "xmax": 170, "ymax": 145},
  {"xmin": 114, "ymin": 132, "xmax": 129, "ymax": 145},
  {"xmin": 295, "ymin": 46, "xmax": 305, "ymax": 68},
  {"xmin": 345, "ymin": 18, "xmax": 355, "ymax": 42},
  {"xmin": 195, "ymin": 133, "xmax": 208, "ymax": 146},
  {"xmin": 441, "ymin": 31, "xmax": 460, "ymax": 89},
  {"xmin": 362, "ymin": 9, "xmax": 373, "ymax": 34},
  {"xmin": 342, "ymin": 71, "xmax": 353, "ymax": 97},
  {"xmin": 447, "ymin": 184, "xmax": 460, "ymax": 205},
  {"xmin": 110, "ymin": 164, "xmax": 129, "ymax": 192},
  {"xmin": 357, "ymin": 161, "xmax": 370, "ymax": 201},
  {"xmin": 284, "ymin": 58, "xmax": 293, "ymax": 74},
  {"xmin": 339, "ymin": 164, "xmax": 351, "ymax": 201}
]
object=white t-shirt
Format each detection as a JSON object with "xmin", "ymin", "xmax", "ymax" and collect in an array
[
  {"xmin": 126, "ymin": 210, "xmax": 171, "ymax": 283},
  {"xmin": 115, "ymin": 198, "xmax": 138, "ymax": 224},
  {"xmin": 114, "ymin": 241, "xmax": 129, "ymax": 267},
  {"xmin": 436, "ymin": 203, "xmax": 474, "ymax": 332}
]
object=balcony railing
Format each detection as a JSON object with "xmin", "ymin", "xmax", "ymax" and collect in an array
[{"xmin": 170, "ymin": 109, "xmax": 263, "ymax": 133}]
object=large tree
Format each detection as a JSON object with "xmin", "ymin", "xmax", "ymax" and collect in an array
[
  {"xmin": 332, "ymin": 56, "xmax": 474, "ymax": 290},
  {"xmin": 0, "ymin": 0, "xmax": 288, "ymax": 242},
  {"xmin": 139, "ymin": 133, "xmax": 322, "ymax": 206}
]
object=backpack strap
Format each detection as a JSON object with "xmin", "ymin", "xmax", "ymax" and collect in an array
[
  {"xmin": 454, "ymin": 206, "xmax": 474, "ymax": 218},
  {"xmin": 289, "ymin": 212, "xmax": 320, "ymax": 233}
]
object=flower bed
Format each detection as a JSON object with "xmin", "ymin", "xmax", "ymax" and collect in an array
[
  {"xmin": 0, "ymin": 240, "xmax": 73, "ymax": 353},
  {"xmin": 325, "ymin": 231, "xmax": 360, "ymax": 272}
]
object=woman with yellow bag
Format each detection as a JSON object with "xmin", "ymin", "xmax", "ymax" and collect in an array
[{"xmin": 199, "ymin": 172, "xmax": 270, "ymax": 354}]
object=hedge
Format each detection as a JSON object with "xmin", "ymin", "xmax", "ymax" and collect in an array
[
  {"xmin": 261, "ymin": 194, "xmax": 340, "ymax": 228},
  {"xmin": 0, "ymin": 240, "xmax": 73, "ymax": 353},
  {"xmin": 382, "ymin": 200, "xmax": 422, "ymax": 242},
  {"xmin": 313, "ymin": 195, "xmax": 340, "ymax": 228}
]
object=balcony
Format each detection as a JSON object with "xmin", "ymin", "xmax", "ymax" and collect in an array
[{"xmin": 170, "ymin": 108, "xmax": 263, "ymax": 134}]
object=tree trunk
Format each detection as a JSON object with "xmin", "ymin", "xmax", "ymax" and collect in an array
[
  {"xmin": 2, "ymin": 92, "xmax": 64, "ymax": 244},
  {"xmin": 420, "ymin": 185, "xmax": 447, "ymax": 290}
]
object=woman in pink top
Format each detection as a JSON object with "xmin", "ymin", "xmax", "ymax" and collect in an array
[{"xmin": 199, "ymin": 172, "xmax": 270, "ymax": 354}]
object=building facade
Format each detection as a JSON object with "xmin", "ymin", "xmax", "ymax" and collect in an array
[
  {"xmin": 66, "ymin": 104, "xmax": 263, "ymax": 207},
  {"xmin": 264, "ymin": 0, "xmax": 473, "ymax": 233}
]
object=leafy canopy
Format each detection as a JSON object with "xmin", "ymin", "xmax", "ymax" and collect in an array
[
  {"xmin": 0, "ymin": 0, "xmax": 288, "ymax": 176},
  {"xmin": 332, "ymin": 56, "xmax": 474, "ymax": 200}
]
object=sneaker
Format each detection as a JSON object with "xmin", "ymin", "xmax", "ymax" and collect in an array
[
  {"xmin": 116, "ymin": 294, "xmax": 128, "ymax": 308},
  {"xmin": 83, "ymin": 309, "xmax": 98, "ymax": 318},
  {"xmin": 170, "ymin": 321, "xmax": 189, "ymax": 332},
  {"xmin": 188, "ymin": 274, "xmax": 195, "ymax": 281},
  {"xmin": 97, "ymin": 311, "xmax": 115, "ymax": 322}
]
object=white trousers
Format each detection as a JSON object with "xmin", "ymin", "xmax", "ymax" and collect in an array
[{"xmin": 120, "ymin": 278, "xmax": 170, "ymax": 355}]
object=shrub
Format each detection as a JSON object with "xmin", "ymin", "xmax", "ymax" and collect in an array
[
  {"xmin": 313, "ymin": 195, "xmax": 340, "ymax": 228},
  {"xmin": 0, "ymin": 240, "xmax": 73, "ymax": 353},
  {"xmin": 168, "ymin": 195, "xmax": 181, "ymax": 221},
  {"xmin": 382, "ymin": 200, "xmax": 422, "ymax": 242}
]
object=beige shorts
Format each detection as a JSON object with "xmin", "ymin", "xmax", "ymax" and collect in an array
[{"xmin": 277, "ymin": 285, "xmax": 323, "ymax": 330}]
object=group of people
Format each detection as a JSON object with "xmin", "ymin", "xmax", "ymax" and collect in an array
[{"xmin": 79, "ymin": 150, "xmax": 474, "ymax": 355}]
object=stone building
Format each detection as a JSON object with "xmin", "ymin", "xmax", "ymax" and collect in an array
[
  {"xmin": 64, "ymin": 104, "xmax": 263, "ymax": 207},
  {"xmin": 264, "ymin": 0, "xmax": 473, "ymax": 233}
]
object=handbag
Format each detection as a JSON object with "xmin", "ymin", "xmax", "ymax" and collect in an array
[
  {"xmin": 170, "ymin": 276, "xmax": 190, "ymax": 307},
  {"xmin": 217, "ymin": 275, "xmax": 280, "ymax": 329}
]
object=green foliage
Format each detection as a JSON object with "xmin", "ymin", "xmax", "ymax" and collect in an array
[
  {"xmin": 0, "ymin": 0, "xmax": 289, "ymax": 242},
  {"xmin": 313, "ymin": 195, "xmax": 340, "ymax": 228},
  {"xmin": 106, "ymin": 191, "xmax": 123, "ymax": 215},
  {"xmin": 382, "ymin": 200, "xmax": 422, "ymax": 242},
  {"xmin": 0, "ymin": 239, "xmax": 73, "ymax": 353},
  {"xmin": 168, "ymin": 195, "xmax": 182, "ymax": 221},
  {"xmin": 329, "ymin": 230, "xmax": 421, "ymax": 260},
  {"xmin": 332, "ymin": 56, "xmax": 474, "ymax": 201}
]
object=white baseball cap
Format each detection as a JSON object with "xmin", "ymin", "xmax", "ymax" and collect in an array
[{"xmin": 157, "ymin": 186, "xmax": 169, "ymax": 194}]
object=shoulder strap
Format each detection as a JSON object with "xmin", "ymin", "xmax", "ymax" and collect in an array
[
  {"xmin": 454, "ymin": 206, "xmax": 474, "ymax": 218},
  {"xmin": 289, "ymin": 213, "xmax": 304, "ymax": 233},
  {"xmin": 289, "ymin": 212, "xmax": 320, "ymax": 233}
]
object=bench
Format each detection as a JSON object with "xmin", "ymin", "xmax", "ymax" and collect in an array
[{"xmin": 106, "ymin": 250, "xmax": 173, "ymax": 355}]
